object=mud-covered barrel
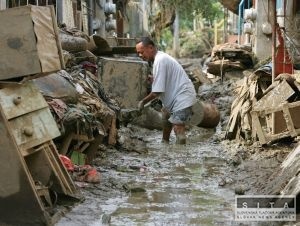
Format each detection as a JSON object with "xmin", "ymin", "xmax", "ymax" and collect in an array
[{"xmin": 189, "ymin": 100, "xmax": 220, "ymax": 128}]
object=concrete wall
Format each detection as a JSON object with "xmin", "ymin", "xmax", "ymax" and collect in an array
[
  {"xmin": 0, "ymin": 0, "xmax": 6, "ymax": 10},
  {"xmin": 283, "ymin": 1, "xmax": 300, "ymax": 66},
  {"xmin": 253, "ymin": 0, "xmax": 272, "ymax": 61}
]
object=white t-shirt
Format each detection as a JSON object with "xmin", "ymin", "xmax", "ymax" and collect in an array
[{"xmin": 152, "ymin": 51, "xmax": 196, "ymax": 112}]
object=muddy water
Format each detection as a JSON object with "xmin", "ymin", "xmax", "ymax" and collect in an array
[{"xmin": 57, "ymin": 127, "xmax": 237, "ymax": 226}]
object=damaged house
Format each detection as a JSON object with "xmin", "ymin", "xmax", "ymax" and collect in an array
[
  {"xmin": 0, "ymin": 0, "xmax": 165, "ymax": 225},
  {"xmin": 216, "ymin": 0, "xmax": 300, "ymax": 145},
  {"xmin": 216, "ymin": 0, "xmax": 300, "ymax": 210},
  {"xmin": 0, "ymin": 0, "xmax": 180, "ymax": 224},
  {"xmin": 2, "ymin": 0, "xmax": 300, "ymax": 224}
]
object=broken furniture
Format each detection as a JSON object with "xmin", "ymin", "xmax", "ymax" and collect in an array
[
  {"xmin": 0, "ymin": 82, "xmax": 78, "ymax": 225},
  {"xmin": 0, "ymin": 5, "xmax": 64, "ymax": 80},
  {"xmin": 251, "ymin": 100, "xmax": 300, "ymax": 145},
  {"xmin": 225, "ymin": 70, "xmax": 300, "ymax": 144},
  {"xmin": 35, "ymin": 69, "xmax": 119, "ymax": 163},
  {"xmin": 99, "ymin": 57, "xmax": 149, "ymax": 109},
  {"xmin": 251, "ymin": 78, "xmax": 300, "ymax": 145}
]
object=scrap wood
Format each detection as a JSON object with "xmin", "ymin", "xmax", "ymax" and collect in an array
[
  {"xmin": 252, "ymin": 79, "xmax": 295, "ymax": 111},
  {"xmin": 108, "ymin": 116, "xmax": 117, "ymax": 145},
  {"xmin": 225, "ymin": 76, "xmax": 258, "ymax": 139}
]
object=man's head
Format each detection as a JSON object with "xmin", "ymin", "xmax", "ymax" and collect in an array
[{"xmin": 136, "ymin": 37, "xmax": 157, "ymax": 62}]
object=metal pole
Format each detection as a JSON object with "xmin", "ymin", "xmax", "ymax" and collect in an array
[
  {"xmin": 238, "ymin": 0, "xmax": 246, "ymax": 44},
  {"xmin": 224, "ymin": 8, "xmax": 228, "ymax": 43},
  {"xmin": 56, "ymin": 0, "xmax": 63, "ymax": 24}
]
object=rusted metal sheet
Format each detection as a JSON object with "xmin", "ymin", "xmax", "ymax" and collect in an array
[{"xmin": 99, "ymin": 57, "xmax": 149, "ymax": 109}]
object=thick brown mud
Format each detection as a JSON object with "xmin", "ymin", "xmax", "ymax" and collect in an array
[{"xmin": 55, "ymin": 126, "xmax": 239, "ymax": 225}]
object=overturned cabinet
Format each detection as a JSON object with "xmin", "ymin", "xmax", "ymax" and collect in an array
[
  {"xmin": 99, "ymin": 57, "xmax": 149, "ymax": 109},
  {"xmin": 0, "ymin": 82, "xmax": 78, "ymax": 225}
]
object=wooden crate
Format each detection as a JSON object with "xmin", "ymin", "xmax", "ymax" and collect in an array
[{"xmin": 251, "ymin": 101, "xmax": 300, "ymax": 145}]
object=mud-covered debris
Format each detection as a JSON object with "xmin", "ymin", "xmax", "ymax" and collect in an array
[
  {"xmin": 207, "ymin": 43, "xmax": 254, "ymax": 76},
  {"xmin": 226, "ymin": 67, "xmax": 300, "ymax": 145},
  {"xmin": 102, "ymin": 213, "xmax": 111, "ymax": 224},
  {"xmin": 35, "ymin": 65, "xmax": 120, "ymax": 159},
  {"xmin": 234, "ymin": 185, "xmax": 246, "ymax": 195},
  {"xmin": 128, "ymin": 186, "xmax": 147, "ymax": 193}
]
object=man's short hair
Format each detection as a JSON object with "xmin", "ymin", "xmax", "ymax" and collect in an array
[{"xmin": 137, "ymin": 36, "xmax": 156, "ymax": 47}]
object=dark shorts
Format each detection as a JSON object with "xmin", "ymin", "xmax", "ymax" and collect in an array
[{"xmin": 168, "ymin": 107, "xmax": 193, "ymax": 124}]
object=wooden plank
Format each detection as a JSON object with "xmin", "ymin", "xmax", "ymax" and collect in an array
[
  {"xmin": 251, "ymin": 111, "xmax": 267, "ymax": 144},
  {"xmin": 31, "ymin": 5, "xmax": 63, "ymax": 72},
  {"xmin": 48, "ymin": 141, "xmax": 77, "ymax": 193},
  {"xmin": 50, "ymin": 5, "xmax": 65, "ymax": 69},
  {"xmin": 253, "ymin": 80, "xmax": 294, "ymax": 111},
  {"xmin": 282, "ymin": 104, "xmax": 297, "ymax": 137},
  {"xmin": 81, "ymin": 1, "xmax": 88, "ymax": 34},
  {"xmin": 43, "ymin": 144, "xmax": 72, "ymax": 194},
  {"xmin": 62, "ymin": 0, "xmax": 75, "ymax": 28},
  {"xmin": 251, "ymin": 100, "xmax": 300, "ymax": 144},
  {"xmin": 265, "ymin": 130, "xmax": 293, "ymax": 141}
]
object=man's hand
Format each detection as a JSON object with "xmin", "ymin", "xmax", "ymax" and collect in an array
[{"xmin": 138, "ymin": 100, "xmax": 145, "ymax": 111}]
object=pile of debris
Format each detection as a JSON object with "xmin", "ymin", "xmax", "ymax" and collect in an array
[
  {"xmin": 0, "ymin": 5, "xmax": 82, "ymax": 225},
  {"xmin": 206, "ymin": 43, "xmax": 255, "ymax": 78},
  {"xmin": 226, "ymin": 66, "xmax": 300, "ymax": 145},
  {"xmin": 18, "ymin": 19, "xmax": 123, "ymax": 165},
  {"xmin": 33, "ymin": 66, "xmax": 120, "ymax": 163}
]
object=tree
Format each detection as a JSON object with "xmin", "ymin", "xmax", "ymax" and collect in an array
[{"xmin": 164, "ymin": 0, "xmax": 223, "ymax": 27}]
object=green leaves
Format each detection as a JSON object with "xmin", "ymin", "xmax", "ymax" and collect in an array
[{"xmin": 163, "ymin": 0, "xmax": 222, "ymax": 25}]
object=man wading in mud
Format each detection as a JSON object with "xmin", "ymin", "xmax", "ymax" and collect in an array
[{"xmin": 136, "ymin": 37, "xmax": 196, "ymax": 144}]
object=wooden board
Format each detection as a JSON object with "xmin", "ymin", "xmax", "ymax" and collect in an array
[{"xmin": 253, "ymin": 80, "xmax": 294, "ymax": 111}]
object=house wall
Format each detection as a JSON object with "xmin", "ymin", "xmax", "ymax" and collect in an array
[
  {"xmin": 0, "ymin": 0, "xmax": 6, "ymax": 10},
  {"xmin": 253, "ymin": 0, "xmax": 272, "ymax": 61}
]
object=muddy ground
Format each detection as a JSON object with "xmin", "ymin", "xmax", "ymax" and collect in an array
[{"xmin": 56, "ymin": 59, "xmax": 297, "ymax": 226}]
